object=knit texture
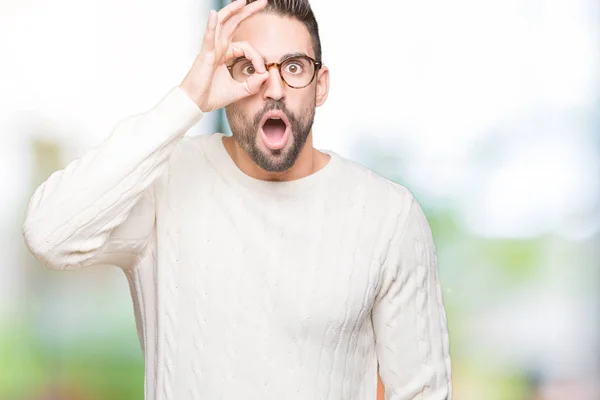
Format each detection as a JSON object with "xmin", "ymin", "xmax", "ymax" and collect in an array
[{"xmin": 22, "ymin": 86, "xmax": 452, "ymax": 400}]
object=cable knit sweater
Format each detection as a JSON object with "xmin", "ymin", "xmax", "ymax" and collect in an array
[{"xmin": 22, "ymin": 86, "xmax": 452, "ymax": 400}]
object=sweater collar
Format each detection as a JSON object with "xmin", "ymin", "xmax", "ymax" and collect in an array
[{"xmin": 204, "ymin": 132, "xmax": 343, "ymax": 197}]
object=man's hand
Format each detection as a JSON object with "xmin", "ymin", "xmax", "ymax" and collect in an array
[{"xmin": 179, "ymin": 0, "xmax": 269, "ymax": 112}]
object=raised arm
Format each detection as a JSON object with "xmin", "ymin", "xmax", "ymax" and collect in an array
[
  {"xmin": 22, "ymin": 87, "xmax": 203, "ymax": 270},
  {"xmin": 22, "ymin": 0, "xmax": 271, "ymax": 271},
  {"xmin": 371, "ymin": 193, "xmax": 452, "ymax": 399}
]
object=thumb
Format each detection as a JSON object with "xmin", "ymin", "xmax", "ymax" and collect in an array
[{"xmin": 238, "ymin": 71, "xmax": 269, "ymax": 98}]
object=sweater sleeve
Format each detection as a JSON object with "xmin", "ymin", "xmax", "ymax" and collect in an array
[
  {"xmin": 22, "ymin": 86, "xmax": 203, "ymax": 271},
  {"xmin": 371, "ymin": 193, "xmax": 452, "ymax": 399}
]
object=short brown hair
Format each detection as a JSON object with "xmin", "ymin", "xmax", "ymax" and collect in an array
[{"xmin": 237, "ymin": 0, "xmax": 322, "ymax": 61}]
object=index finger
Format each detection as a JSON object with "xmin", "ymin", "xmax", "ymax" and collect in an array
[
  {"xmin": 215, "ymin": 0, "xmax": 247, "ymax": 28},
  {"xmin": 227, "ymin": 41, "xmax": 267, "ymax": 74},
  {"xmin": 221, "ymin": 0, "xmax": 268, "ymax": 40}
]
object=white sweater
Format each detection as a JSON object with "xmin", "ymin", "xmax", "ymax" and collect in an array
[{"xmin": 22, "ymin": 86, "xmax": 452, "ymax": 400}]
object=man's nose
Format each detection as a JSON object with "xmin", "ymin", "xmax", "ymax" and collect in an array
[{"xmin": 262, "ymin": 64, "xmax": 285, "ymax": 101}]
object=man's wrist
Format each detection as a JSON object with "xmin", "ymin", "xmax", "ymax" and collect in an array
[{"xmin": 178, "ymin": 79, "xmax": 204, "ymax": 110}]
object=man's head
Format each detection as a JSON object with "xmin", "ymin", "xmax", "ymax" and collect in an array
[{"xmin": 224, "ymin": 0, "xmax": 329, "ymax": 173}]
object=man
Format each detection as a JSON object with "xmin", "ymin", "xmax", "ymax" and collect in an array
[{"xmin": 22, "ymin": 0, "xmax": 452, "ymax": 398}]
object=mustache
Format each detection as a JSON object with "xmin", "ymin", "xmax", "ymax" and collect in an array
[{"xmin": 253, "ymin": 100, "xmax": 293, "ymax": 126}]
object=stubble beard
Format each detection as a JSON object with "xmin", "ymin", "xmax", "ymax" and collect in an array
[{"xmin": 225, "ymin": 100, "xmax": 315, "ymax": 173}]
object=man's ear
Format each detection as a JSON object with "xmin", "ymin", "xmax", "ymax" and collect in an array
[{"xmin": 315, "ymin": 65, "xmax": 330, "ymax": 107}]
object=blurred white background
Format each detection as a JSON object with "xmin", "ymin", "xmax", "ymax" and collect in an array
[{"xmin": 1, "ymin": 0, "xmax": 598, "ymax": 399}]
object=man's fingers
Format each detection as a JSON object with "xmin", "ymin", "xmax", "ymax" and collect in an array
[
  {"xmin": 221, "ymin": 0, "xmax": 268, "ymax": 41},
  {"xmin": 216, "ymin": 0, "xmax": 246, "ymax": 26},
  {"xmin": 202, "ymin": 10, "xmax": 218, "ymax": 54},
  {"xmin": 243, "ymin": 70, "xmax": 270, "ymax": 94},
  {"xmin": 227, "ymin": 40, "xmax": 269, "ymax": 99},
  {"xmin": 231, "ymin": 69, "xmax": 268, "ymax": 101},
  {"xmin": 227, "ymin": 41, "xmax": 266, "ymax": 73}
]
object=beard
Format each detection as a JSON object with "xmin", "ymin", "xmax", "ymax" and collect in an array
[{"xmin": 225, "ymin": 99, "xmax": 315, "ymax": 173}]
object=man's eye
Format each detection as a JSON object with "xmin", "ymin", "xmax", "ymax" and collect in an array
[
  {"xmin": 241, "ymin": 64, "xmax": 256, "ymax": 75},
  {"xmin": 284, "ymin": 63, "xmax": 303, "ymax": 74}
]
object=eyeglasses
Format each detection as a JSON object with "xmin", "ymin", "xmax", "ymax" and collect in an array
[{"xmin": 227, "ymin": 55, "xmax": 323, "ymax": 89}]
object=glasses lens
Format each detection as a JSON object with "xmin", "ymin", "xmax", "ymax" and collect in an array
[
  {"xmin": 230, "ymin": 60, "xmax": 256, "ymax": 83},
  {"xmin": 281, "ymin": 57, "xmax": 314, "ymax": 87}
]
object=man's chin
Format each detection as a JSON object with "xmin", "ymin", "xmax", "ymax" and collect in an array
[{"xmin": 254, "ymin": 148, "xmax": 293, "ymax": 173}]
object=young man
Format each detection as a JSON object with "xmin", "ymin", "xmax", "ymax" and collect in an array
[{"xmin": 22, "ymin": 0, "xmax": 452, "ymax": 398}]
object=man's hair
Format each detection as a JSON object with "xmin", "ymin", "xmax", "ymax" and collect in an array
[{"xmin": 238, "ymin": 0, "xmax": 322, "ymax": 61}]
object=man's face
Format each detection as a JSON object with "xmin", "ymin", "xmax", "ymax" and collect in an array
[{"xmin": 225, "ymin": 12, "xmax": 327, "ymax": 173}]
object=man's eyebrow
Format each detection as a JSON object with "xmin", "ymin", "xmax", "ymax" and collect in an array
[
  {"xmin": 229, "ymin": 52, "xmax": 310, "ymax": 66},
  {"xmin": 278, "ymin": 52, "xmax": 309, "ymax": 62}
]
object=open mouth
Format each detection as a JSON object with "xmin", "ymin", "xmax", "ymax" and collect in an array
[{"xmin": 259, "ymin": 111, "xmax": 290, "ymax": 150}]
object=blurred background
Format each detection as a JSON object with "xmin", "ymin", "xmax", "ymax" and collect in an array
[{"xmin": 1, "ymin": 0, "xmax": 598, "ymax": 399}]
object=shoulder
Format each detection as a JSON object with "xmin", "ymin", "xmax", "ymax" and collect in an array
[
  {"xmin": 332, "ymin": 153, "xmax": 416, "ymax": 220},
  {"xmin": 175, "ymin": 132, "xmax": 214, "ymax": 155},
  {"xmin": 331, "ymin": 154, "xmax": 429, "ymax": 266},
  {"xmin": 167, "ymin": 133, "xmax": 218, "ymax": 168},
  {"xmin": 156, "ymin": 133, "xmax": 220, "ymax": 190}
]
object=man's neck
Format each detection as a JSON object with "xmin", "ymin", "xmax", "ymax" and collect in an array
[{"xmin": 222, "ymin": 132, "xmax": 330, "ymax": 183}]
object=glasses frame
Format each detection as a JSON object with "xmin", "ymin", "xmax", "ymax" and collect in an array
[{"xmin": 227, "ymin": 55, "xmax": 323, "ymax": 89}]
